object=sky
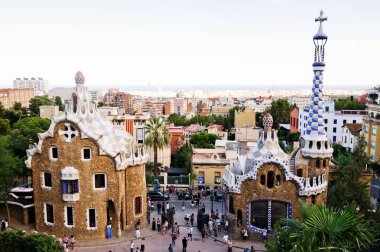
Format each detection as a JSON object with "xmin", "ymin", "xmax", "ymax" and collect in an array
[{"xmin": 0, "ymin": 0, "xmax": 380, "ymax": 90}]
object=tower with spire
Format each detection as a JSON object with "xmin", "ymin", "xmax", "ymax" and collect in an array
[{"xmin": 300, "ymin": 10, "xmax": 333, "ymax": 159}]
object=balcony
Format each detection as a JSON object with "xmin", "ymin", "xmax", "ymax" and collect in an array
[{"xmin": 63, "ymin": 193, "xmax": 80, "ymax": 202}]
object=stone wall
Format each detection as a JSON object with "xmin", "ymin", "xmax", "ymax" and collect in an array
[
  {"xmin": 230, "ymin": 162, "xmax": 323, "ymax": 240},
  {"xmin": 31, "ymin": 121, "xmax": 147, "ymax": 240}
]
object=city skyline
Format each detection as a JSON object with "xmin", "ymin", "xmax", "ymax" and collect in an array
[{"xmin": 1, "ymin": 1, "xmax": 380, "ymax": 89}]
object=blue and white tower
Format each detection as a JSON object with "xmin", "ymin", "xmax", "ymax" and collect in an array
[{"xmin": 300, "ymin": 10, "xmax": 333, "ymax": 159}]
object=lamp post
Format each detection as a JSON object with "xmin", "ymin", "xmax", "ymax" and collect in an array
[{"xmin": 210, "ymin": 194, "xmax": 214, "ymax": 213}]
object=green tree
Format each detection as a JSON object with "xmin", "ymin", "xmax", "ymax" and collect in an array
[
  {"xmin": 10, "ymin": 117, "xmax": 50, "ymax": 159},
  {"xmin": 0, "ymin": 119, "xmax": 10, "ymax": 135},
  {"xmin": 266, "ymin": 201, "xmax": 375, "ymax": 252},
  {"xmin": 28, "ymin": 96, "xmax": 54, "ymax": 116},
  {"xmin": 0, "ymin": 136, "xmax": 23, "ymax": 223},
  {"xmin": 328, "ymin": 136, "xmax": 371, "ymax": 211},
  {"xmin": 171, "ymin": 143, "xmax": 192, "ymax": 173},
  {"xmin": 54, "ymin": 96, "xmax": 65, "ymax": 111},
  {"xmin": 189, "ymin": 131, "xmax": 221, "ymax": 149},
  {"xmin": 144, "ymin": 117, "xmax": 171, "ymax": 179},
  {"xmin": 0, "ymin": 101, "xmax": 5, "ymax": 118},
  {"xmin": 97, "ymin": 101, "xmax": 104, "ymax": 107},
  {"xmin": 0, "ymin": 229, "xmax": 62, "ymax": 252},
  {"xmin": 265, "ymin": 99, "xmax": 295, "ymax": 129},
  {"xmin": 335, "ymin": 97, "xmax": 366, "ymax": 111}
]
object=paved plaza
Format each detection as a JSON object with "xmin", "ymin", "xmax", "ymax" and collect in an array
[{"xmin": 75, "ymin": 196, "xmax": 267, "ymax": 252}]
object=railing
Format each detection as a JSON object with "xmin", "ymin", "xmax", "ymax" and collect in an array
[{"xmin": 62, "ymin": 193, "xmax": 80, "ymax": 202}]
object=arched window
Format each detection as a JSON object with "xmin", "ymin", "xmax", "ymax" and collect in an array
[
  {"xmin": 316, "ymin": 159, "xmax": 320, "ymax": 168},
  {"xmin": 260, "ymin": 175, "xmax": 265, "ymax": 185},
  {"xmin": 267, "ymin": 171, "xmax": 274, "ymax": 188},
  {"xmin": 322, "ymin": 159, "xmax": 327, "ymax": 168},
  {"xmin": 276, "ymin": 175, "xmax": 281, "ymax": 186}
]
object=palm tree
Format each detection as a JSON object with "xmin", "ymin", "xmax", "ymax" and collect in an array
[
  {"xmin": 267, "ymin": 200, "xmax": 375, "ymax": 252},
  {"xmin": 144, "ymin": 117, "xmax": 170, "ymax": 180}
]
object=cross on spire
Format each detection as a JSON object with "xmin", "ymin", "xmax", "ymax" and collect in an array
[{"xmin": 315, "ymin": 10, "xmax": 327, "ymax": 25}]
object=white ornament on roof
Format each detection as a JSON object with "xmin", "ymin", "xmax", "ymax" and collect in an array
[
  {"xmin": 223, "ymin": 128, "xmax": 328, "ymax": 196},
  {"xmin": 58, "ymin": 123, "xmax": 78, "ymax": 142}
]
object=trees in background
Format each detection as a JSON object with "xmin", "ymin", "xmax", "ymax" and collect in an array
[
  {"xmin": 0, "ymin": 136, "xmax": 23, "ymax": 223},
  {"xmin": 54, "ymin": 96, "xmax": 65, "ymax": 111},
  {"xmin": 28, "ymin": 96, "xmax": 54, "ymax": 116},
  {"xmin": 171, "ymin": 143, "xmax": 192, "ymax": 173},
  {"xmin": 267, "ymin": 201, "xmax": 375, "ymax": 252},
  {"xmin": 335, "ymin": 97, "xmax": 366, "ymax": 111},
  {"xmin": 328, "ymin": 136, "xmax": 371, "ymax": 212},
  {"xmin": 189, "ymin": 132, "xmax": 221, "ymax": 149},
  {"xmin": 265, "ymin": 99, "xmax": 296, "ymax": 129}
]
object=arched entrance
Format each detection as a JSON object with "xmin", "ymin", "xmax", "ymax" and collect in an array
[{"xmin": 107, "ymin": 200, "xmax": 118, "ymax": 235}]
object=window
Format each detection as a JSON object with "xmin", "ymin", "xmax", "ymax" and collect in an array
[
  {"xmin": 82, "ymin": 148, "xmax": 92, "ymax": 160},
  {"xmin": 371, "ymin": 141, "xmax": 375, "ymax": 149},
  {"xmin": 94, "ymin": 174, "xmax": 107, "ymax": 189},
  {"xmin": 62, "ymin": 180, "xmax": 79, "ymax": 194},
  {"xmin": 65, "ymin": 206, "xmax": 74, "ymax": 226},
  {"xmin": 43, "ymin": 172, "xmax": 52, "ymax": 187},
  {"xmin": 333, "ymin": 136, "xmax": 336, "ymax": 142},
  {"xmin": 276, "ymin": 175, "xmax": 281, "ymax": 186},
  {"xmin": 365, "ymin": 125, "xmax": 369, "ymax": 133},
  {"xmin": 311, "ymin": 195, "xmax": 316, "ymax": 204},
  {"xmin": 344, "ymin": 136, "xmax": 347, "ymax": 143},
  {"xmin": 353, "ymin": 120, "xmax": 356, "ymax": 123},
  {"xmin": 260, "ymin": 175, "xmax": 265, "ymax": 185},
  {"xmin": 215, "ymin": 172, "xmax": 221, "ymax": 184},
  {"xmin": 333, "ymin": 119, "xmax": 337, "ymax": 124},
  {"xmin": 50, "ymin": 147, "xmax": 58, "ymax": 160},
  {"xmin": 267, "ymin": 171, "xmax": 274, "ymax": 188},
  {"xmin": 324, "ymin": 119, "xmax": 328, "ymax": 124},
  {"xmin": 135, "ymin": 196, "xmax": 142, "ymax": 215},
  {"xmin": 88, "ymin": 208, "xmax": 96, "ymax": 228},
  {"xmin": 199, "ymin": 171, "xmax": 204, "ymax": 178},
  {"xmin": 324, "ymin": 127, "xmax": 327, "ymax": 132},
  {"xmin": 137, "ymin": 128, "xmax": 144, "ymax": 144},
  {"xmin": 297, "ymin": 169, "xmax": 303, "ymax": 177},
  {"xmin": 373, "ymin": 128, "xmax": 377, "ymax": 136},
  {"xmin": 322, "ymin": 159, "xmax": 327, "ymax": 168},
  {"xmin": 343, "ymin": 120, "xmax": 347, "ymax": 124},
  {"xmin": 333, "ymin": 127, "xmax": 336, "ymax": 133},
  {"xmin": 316, "ymin": 159, "xmax": 320, "ymax": 168},
  {"xmin": 44, "ymin": 203, "xmax": 54, "ymax": 224}
]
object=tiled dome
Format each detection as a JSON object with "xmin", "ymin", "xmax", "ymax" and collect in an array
[
  {"xmin": 75, "ymin": 71, "xmax": 85, "ymax": 85},
  {"xmin": 263, "ymin": 113, "xmax": 273, "ymax": 128}
]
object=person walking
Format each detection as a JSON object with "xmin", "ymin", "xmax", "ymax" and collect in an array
[
  {"xmin": 136, "ymin": 223, "xmax": 141, "ymax": 239},
  {"xmin": 182, "ymin": 200, "xmax": 186, "ymax": 211},
  {"xmin": 157, "ymin": 218, "xmax": 161, "ymax": 232},
  {"xmin": 62, "ymin": 234, "xmax": 69, "ymax": 248},
  {"xmin": 152, "ymin": 218, "xmax": 156, "ymax": 231},
  {"xmin": 157, "ymin": 202, "xmax": 162, "ymax": 215},
  {"xmin": 242, "ymin": 228, "xmax": 248, "ymax": 242},
  {"xmin": 227, "ymin": 238, "xmax": 233, "ymax": 252},
  {"xmin": 168, "ymin": 244, "xmax": 173, "ymax": 252},
  {"xmin": 140, "ymin": 242, "xmax": 145, "ymax": 252},
  {"xmin": 70, "ymin": 235, "xmax": 75, "ymax": 250},
  {"xmin": 182, "ymin": 237, "xmax": 188, "ymax": 252},
  {"xmin": 208, "ymin": 219, "xmax": 213, "ymax": 235},
  {"xmin": 262, "ymin": 228, "xmax": 267, "ymax": 242},
  {"xmin": 171, "ymin": 232, "xmax": 177, "ymax": 246},
  {"xmin": 201, "ymin": 227, "xmax": 206, "ymax": 242},
  {"xmin": 187, "ymin": 225, "xmax": 193, "ymax": 241},
  {"xmin": 190, "ymin": 213, "xmax": 195, "ymax": 226},
  {"xmin": 129, "ymin": 240, "xmax": 135, "ymax": 252}
]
